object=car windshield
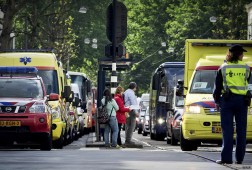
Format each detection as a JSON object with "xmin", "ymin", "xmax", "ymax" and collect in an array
[
  {"xmin": 0, "ymin": 79, "xmax": 43, "ymax": 98},
  {"xmin": 70, "ymin": 75, "xmax": 86, "ymax": 100},
  {"xmin": 190, "ymin": 70, "xmax": 217, "ymax": 94},
  {"xmin": 190, "ymin": 70, "xmax": 252, "ymax": 94},
  {"xmin": 164, "ymin": 67, "xmax": 184, "ymax": 88},
  {"xmin": 38, "ymin": 70, "xmax": 59, "ymax": 95}
]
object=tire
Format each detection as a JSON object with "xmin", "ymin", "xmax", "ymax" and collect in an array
[
  {"xmin": 180, "ymin": 126, "xmax": 197, "ymax": 151},
  {"xmin": 156, "ymin": 134, "xmax": 165, "ymax": 141},
  {"xmin": 150, "ymin": 132, "xmax": 155, "ymax": 140},
  {"xmin": 170, "ymin": 128, "xmax": 178, "ymax": 145},
  {"xmin": 138, "ymin": 128, "xmax": 142, "ymax": 134},
  {"xmin": 53, "ymin": 129, "xmax": 64, "ymax": 149},
  {"xmin": 166, "ymin": 129, "xmax": 171, "ymax": 144},
  {"xmin": 40, "ymin": 133, "xmax": 52, "ymax": 151},
  {"xmin": 142, "ymin": 130, "xmax": 148, "ymax": 136}
]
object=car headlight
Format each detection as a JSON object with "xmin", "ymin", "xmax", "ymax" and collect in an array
[
  {"xmin": 52, "ymin": 106, "xmax": 61, "ymax": 120},
  {"xmin": 158, "ymin": 118, "xmax": 164, "ymax": 124},
  {"xmin": 29, "ymin": 101, "xmax": 46, "ymax": 113},
  {"xmin": 185, "ymin": 105, "xmax": 201, "ymax": 114}
]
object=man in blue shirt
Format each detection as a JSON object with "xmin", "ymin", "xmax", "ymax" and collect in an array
[{"xmin": 124, "ymin": 82, "xmax": 139, "ymax": 145}]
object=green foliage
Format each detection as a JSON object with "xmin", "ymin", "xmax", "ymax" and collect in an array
[{"xmin": 0, "ymin": 0, "xmax": 251, "ymax": 96}]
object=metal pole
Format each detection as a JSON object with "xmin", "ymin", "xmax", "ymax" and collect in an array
[{"xmin": 111, "ymin": 0, "xmax": 117, "ymax": 94}]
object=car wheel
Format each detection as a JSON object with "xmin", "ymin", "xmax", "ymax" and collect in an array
[
  {"xmin": 53, "ymin": 129, "xmax": 64, "ymax": 149},
  {"xmin": 138, "ymin": 128, "xmax": 142, "ymax": 134},
  {"xmin": 156, "ymin": 134, "xmax": 165, "ymax": 141},
  {"xmin": 40, "ymin": 126, "xmax": 52, "ymax": 151},
  {"xmin": 142, "ymin": 129, "xmax": 148, "ymax": 136},
  {"xmin": 150, "ymin": 132, "xmax": 155, "ymax": 140},
  {"xmin": 180, "ymin": 126, "xmax": 197, "ymax": 151},
  {"xmin": 171, "ymin": 128, "xmax": 178, "ymax": 145}
]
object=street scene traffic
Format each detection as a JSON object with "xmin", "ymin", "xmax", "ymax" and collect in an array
[{"xmin": 1, "ymin": 0, "xmax": 252, "ymax": 170}]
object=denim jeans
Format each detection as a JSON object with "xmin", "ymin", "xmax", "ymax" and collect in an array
[{"xmin": 104, "ymin": 116, "xmax": 119, "ymax": 147}]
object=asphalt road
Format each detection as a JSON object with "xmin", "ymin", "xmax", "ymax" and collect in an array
[{"xmin": 0, "ymin": 131, "xmax": 251, "ymax": 170}]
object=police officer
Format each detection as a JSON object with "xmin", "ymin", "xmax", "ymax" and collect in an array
[{"xmin": 213, "ymin": 44, "xmax": 251, "ymax": 164}]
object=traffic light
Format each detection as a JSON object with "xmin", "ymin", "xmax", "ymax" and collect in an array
[{"xmin": 105, "ymin": 44, "xmax": 126, "ymax": 58}]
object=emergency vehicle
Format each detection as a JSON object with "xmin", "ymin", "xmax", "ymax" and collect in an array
[
  {"xmin": 0, "ymin": 51, "xmax": 71, "ymax": 149},
  {"xmin": 181, "ymin": 39, "xmax": 252, "ymax": 151},
  {"xmin": 149, "ymin": 62, "xmax": 184, "ymax": 140},
  {"xmin": 0, "ymin": 66, "xmax": 59, "ymax": 150}
]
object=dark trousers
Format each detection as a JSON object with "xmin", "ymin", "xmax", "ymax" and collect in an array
[
  {"xmin": 117, "ymin": 123, "xmax": 122, "ymax": 145},
  {"xmin": 220, "ymin": 95, "xmax": 248, "ymax": 163}
]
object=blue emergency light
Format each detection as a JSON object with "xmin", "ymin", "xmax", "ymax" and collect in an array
[{"xmin": 0, "ymin": 66, "xmax": 38, "ymax": 74}]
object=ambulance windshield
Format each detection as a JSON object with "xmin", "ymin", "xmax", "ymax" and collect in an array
[
  {"xmin": 190, "ymin": 70, "xmax": 216, "ymax": 94},
  {"xmin": 37, "ymin": 70, "xmax": 59, "ymax": 95}
]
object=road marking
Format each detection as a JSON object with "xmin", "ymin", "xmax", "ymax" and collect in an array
[{"xmin": 79, "ymin": 148, "xmax": 100, "ymax": 151}]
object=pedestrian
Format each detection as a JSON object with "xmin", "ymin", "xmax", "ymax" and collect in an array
[
  {"xmin": 124, "ymin": 82, "xmax": 139, "ymax": 145},
  {"xmin": 114, "ymin": 86, "xmax": 131, "ymax": 146},
  {"xmin": 213, "ymin": 44, "xmax": 251, "ymax": 164},
  {"xmin": 101, "ymin": 88, "xmax": 120, "ymax": 148}
]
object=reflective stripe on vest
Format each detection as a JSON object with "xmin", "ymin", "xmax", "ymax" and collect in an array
[{"xmin": 221, "ymin": 61, "xmax": 250, "ymax": 95}]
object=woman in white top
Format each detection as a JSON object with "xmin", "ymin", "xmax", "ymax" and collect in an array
[{"xmin": 101, "ymin": 88, "xmax": 119, "ymax": 148}]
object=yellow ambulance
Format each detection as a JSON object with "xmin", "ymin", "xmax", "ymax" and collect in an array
[
  {"xmin": 0, "ymin": 51, "xmax": 71, "ymax": 149},
  {"xmin": 181, "ymin": 39, "xmax": 252, "ymax": 151}
]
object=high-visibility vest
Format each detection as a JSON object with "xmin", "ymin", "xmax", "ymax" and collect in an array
[{"xmin": 221, "ymin": 60, "xmax": 250, "ymax": 95}]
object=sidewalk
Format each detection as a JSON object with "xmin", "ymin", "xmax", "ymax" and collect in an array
[{"xmin": 85, "ymin": 132, "xmax": 143, "ymax": 148}]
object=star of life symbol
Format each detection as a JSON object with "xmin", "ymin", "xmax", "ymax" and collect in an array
[{"xmin": 20, "ymin": 56, "xmax": 31, "ymax": 65}]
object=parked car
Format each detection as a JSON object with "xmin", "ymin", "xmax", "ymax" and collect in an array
[
  {"xmin": 137, "ymin": 109, "xmax": 146, "ymax": 134},
  {"xmin": 71, "ymin": 83, "xmax": 85, "ymax": 137},
  {"xmin": 166, "ymin": 84, "xmax": 184, "ymax": 145},
  {"xmin": 142, "ymin": 106, "xmax": 150, "ymax": 136},
  {"xmin": 0, "ymin": 66, "xmax": 58, "ymax": 150}
]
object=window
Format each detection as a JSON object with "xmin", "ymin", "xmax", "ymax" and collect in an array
[
  {"xmin": 0, "ymin": 79, "xmax": 43, "ymax": 98},
  {"xmin": 190, "ymin": 70, "xmax": 217, "ymax": 94}
]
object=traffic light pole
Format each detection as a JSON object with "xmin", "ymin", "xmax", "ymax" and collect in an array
[{"xmin": 111, "ymin": 0, "xmax": 117, "ymax": 94}]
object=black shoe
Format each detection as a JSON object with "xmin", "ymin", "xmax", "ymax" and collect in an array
[
  {"xmin": 235, "ymin": 161, "xmax": 242, "ymax": 164},
  {"xmin": 216, "ymin": 160, "xmax": 233, "ymax": 164}
]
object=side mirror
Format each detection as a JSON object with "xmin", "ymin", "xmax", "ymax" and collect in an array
[
  {"xmin": 152, "ymin": 73, "xmax": 160, "ymax": 90},
  {"xmin": 72, "ymin": 97, "xmax": 80, "ymax": 107},
  {"xmin": 87, "ymin": 80, "xmax": 91, "ymax": 93},
  {"xmin": 62, "ymin": 85, "xmax": 71, "ymax": 98},
  {"xmin": 48, "ymin": 93, "xmax": 59, "ymax": 101},
  {"xmin": 66, "ymin": 91, "xmax": 74, "ymax": 102},
  {"xmin": 176, "ymin": 79, "xmax": 184, "ymax": 96}
]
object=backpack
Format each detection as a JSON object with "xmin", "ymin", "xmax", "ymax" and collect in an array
[{"xmin": 97, "ymin": 104, "xmax": 113, "ymax": 124}]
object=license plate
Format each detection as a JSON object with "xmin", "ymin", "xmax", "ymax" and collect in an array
[
  {"xmin": 212, "ymin": 126, "xmax": 222, "ymax": 133},
  {"xmin": 212, "ymin": 126, "xmax": 236, "ymax": 133},
  {"xmin": 0, "ymin": 121, "xmax": 21, "ymax": 127}
]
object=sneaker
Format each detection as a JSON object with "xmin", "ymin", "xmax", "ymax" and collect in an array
[
  {"xmin": 111, "ymin": 145, "xmax": 121, "ymax": 149},
  {"xmin": 216, "ymin": 160, "xmax": 233, "ymax": 164}
]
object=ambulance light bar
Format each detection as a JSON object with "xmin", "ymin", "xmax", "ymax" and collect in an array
[{"xmin": 0, "ymin": 66, "xmax": 38, "ymax": 75}]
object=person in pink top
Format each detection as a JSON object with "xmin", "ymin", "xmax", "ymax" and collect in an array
[{"xmin": 114, "ymin": 86, "xmax": 131, "ymax": 146}]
